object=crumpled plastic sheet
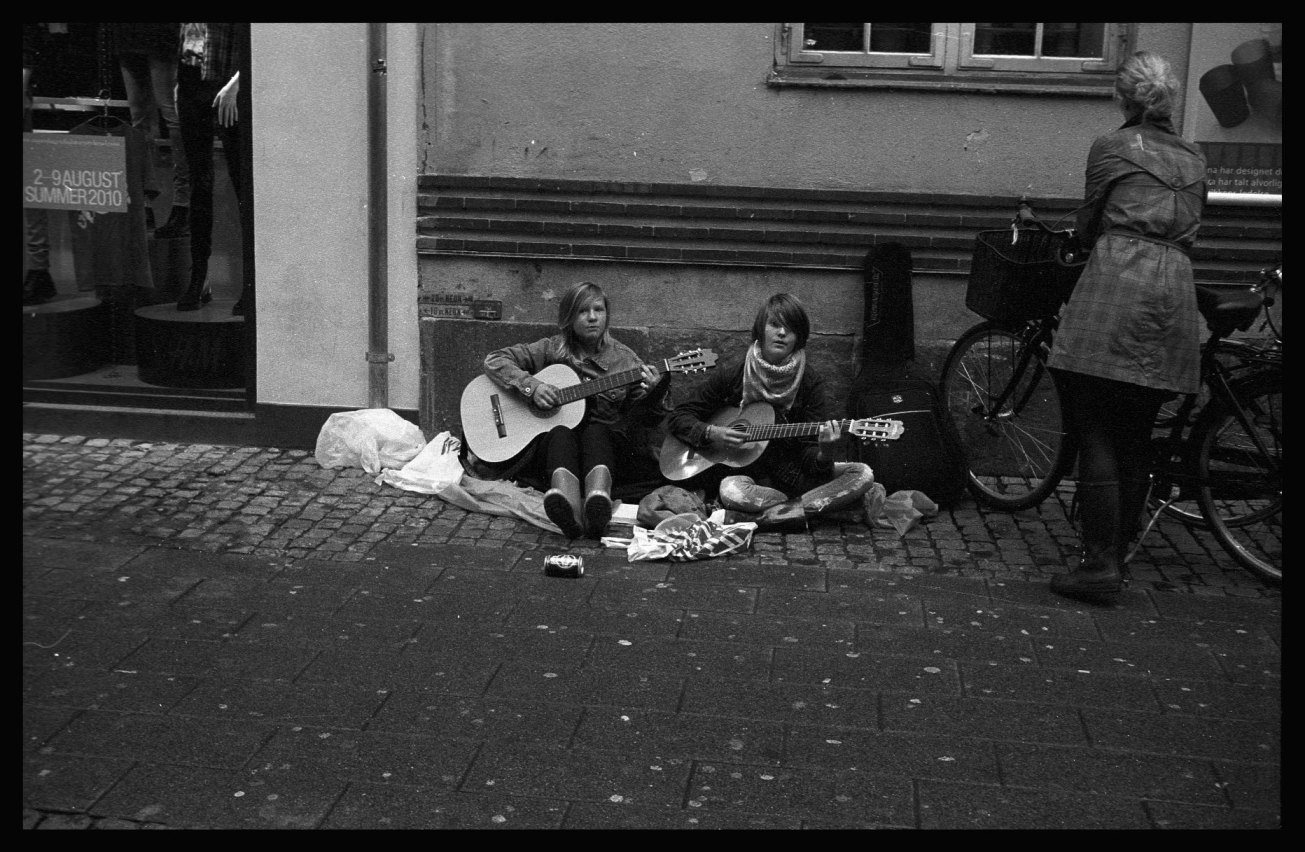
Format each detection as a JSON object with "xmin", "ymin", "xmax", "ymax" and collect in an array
[
  {"xmin": 603, "ymin": 518, "xmax": 757, "ymax": 562},
  {"xmin": 374, "ymin": 431, "xmax": 561, "ymax": 534},
  {"xmin": 864, "ymin": 481, "xmax": 939, "ymax": 535}
]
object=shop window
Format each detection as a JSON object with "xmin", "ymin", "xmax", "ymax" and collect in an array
[{"xmin": 774, "ymin": 23, "xmax": 1126, "ymax": 93}]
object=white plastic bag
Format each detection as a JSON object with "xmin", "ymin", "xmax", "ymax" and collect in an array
[
  {"xmin": 375, "ymin": 431, "xmax": 561, "ymax": 533},
  {"xmin": 880, "ymin": 489, "xmax": 939, "ymax": 535},
  {"xmin": 314, "ymin": 408, "xmax": 426, "ymax": 474}
]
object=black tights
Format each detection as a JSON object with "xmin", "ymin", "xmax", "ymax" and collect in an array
[
  {"xmin": 1055, "ymin": 370, "xmax": 1171, "ymax": 487},
  {"xmin": 1053, "ymin": 369, "xmax": 1174, "ymax": 558},
  {"xmin": 541, "ymin": 422, "xmax": 617, "ymax": 481}
]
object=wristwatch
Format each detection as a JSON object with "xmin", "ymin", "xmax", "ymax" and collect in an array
[{"xmin": 520, "ymin": 384, "xmax": 533, "ymax": 397}]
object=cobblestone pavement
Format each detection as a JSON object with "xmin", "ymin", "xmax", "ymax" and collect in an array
[{"xmin": 24, "ymin": 434, "xmax": 1281, "ymax": 829}]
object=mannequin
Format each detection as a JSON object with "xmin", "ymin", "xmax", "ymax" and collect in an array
[
  {"xmin": 174, "ymin": 23, "xmax": 251, "ymax": 315},
  {"xmin": 22, "ymin": 24, "xmax": 64, "ymax": 305},
  {"xmin": 110, "ymin": 23, "xmax": 190, "ymax": 237}
]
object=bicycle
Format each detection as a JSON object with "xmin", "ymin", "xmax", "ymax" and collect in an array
[{"xmin": 938, "ymin": 203, "xmax": 1282, "ymax": 584}]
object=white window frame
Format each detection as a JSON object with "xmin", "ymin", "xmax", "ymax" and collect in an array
[
  {"xmin": 776, "ymin": 23, "xmax": 1127, "ymax": 93},
  {"xmin": 786, "ymin": 23, "xmax": 946, "ymax": 70},
  {"xmin": 957, "ymin": 23, "xmax": 1116, "ymax": 73}
]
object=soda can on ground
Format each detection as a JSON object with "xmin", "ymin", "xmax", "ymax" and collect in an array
[{"xmin": 543, "ymin": 554, "xmax": 584, "ymax": 578}]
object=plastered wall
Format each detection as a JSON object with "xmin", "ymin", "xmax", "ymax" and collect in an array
[{"xmin": 253, "ymin": 23, "xmax": 420, "ymax": 410}]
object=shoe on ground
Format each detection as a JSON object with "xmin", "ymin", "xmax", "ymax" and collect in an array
[
  {"xmin": 22, "ymin": 270, "xmax": 58, "ymax": 306},
  {"xmin": 1049, "ymin": 562, "xmax": 1123, "ymax": 604}
]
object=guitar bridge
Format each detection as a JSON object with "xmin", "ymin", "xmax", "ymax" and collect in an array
[{"xmin": 489, "ymin": 393, "xmax": 506, "ymax": 438}]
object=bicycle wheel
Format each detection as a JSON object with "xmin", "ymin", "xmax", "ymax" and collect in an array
[
  {"xmin": 939, "ymin": 321, "xmax": 1073, "ymax": 510},
  {"xmin": 1194, "ymin": 373, "xmax": 1282, "ymax": 584}
]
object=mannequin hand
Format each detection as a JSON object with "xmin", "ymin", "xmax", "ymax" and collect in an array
[{"xmin": 214, "ymin": 72, "xmax": 240, "ymax": 126}]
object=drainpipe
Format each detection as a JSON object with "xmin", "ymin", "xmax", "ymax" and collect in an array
[{"xmin": 366, "ymin": 23, "xmax": 391, "ymax": 409}]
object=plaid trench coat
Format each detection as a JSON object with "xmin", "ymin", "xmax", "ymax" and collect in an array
[{"xmin": 1048, "ymin": 117, "xmax": 1208, "ymax": 394}]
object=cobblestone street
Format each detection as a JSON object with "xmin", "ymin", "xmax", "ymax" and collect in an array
[{"xmin": 24, "ymin": 433, "xmax": 1280, "ymax": 829}]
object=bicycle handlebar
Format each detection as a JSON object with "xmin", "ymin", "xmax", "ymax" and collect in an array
[{"xmin": 1012, "ymin": 197, "xmax": 1074, "ymax": 235}]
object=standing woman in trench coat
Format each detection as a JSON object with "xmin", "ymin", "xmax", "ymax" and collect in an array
[{"xmin": 1046, "ymin": 51, "xmax": 1208, "ymax": 602}]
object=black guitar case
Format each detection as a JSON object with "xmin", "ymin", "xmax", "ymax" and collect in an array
[{"xmin": 847, "ymin": 243, "xmax": 967, "ymax": 506}]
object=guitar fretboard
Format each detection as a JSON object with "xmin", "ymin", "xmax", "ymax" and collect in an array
[
  {"xmin": 555, "ymin": 360, "xmax": 666, "ymax": 406},
  {"xmin": 743, "ymin": 419, "xmax": 865, "ymax": 442}
]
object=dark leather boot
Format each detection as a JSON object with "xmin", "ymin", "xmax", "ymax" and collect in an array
[
  {"xmin": 1051, "ymin": 480, "xmax": 1123, "ymax": 603},
  {"xmin": 22, "ymin": 269, "xmax": 58, "ymax": 306},
  {"xmin": 177, "ymin": 261, "xmax": 211, "ymax": 312},
  {"xmin": 583, "ymin": 464, "xmax": 613, "ymax": 538},
  {"xmin": 232, "ymin": 281, "xmax": 252, "ymax": 317},
  {"xmin": 544, "ymin": 468, "xmax": 584, "ymax": 539}
]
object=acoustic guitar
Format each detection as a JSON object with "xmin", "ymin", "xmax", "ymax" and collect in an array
[
  {"xmin": 658, "ymin": 401, "xmax": 904, "ymax": 481},
  {"xmin": 460, "ymin": 348, "xmax": 719, "ymax": 463}
]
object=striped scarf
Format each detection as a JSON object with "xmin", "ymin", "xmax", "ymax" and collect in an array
[{"xmin": 741, "ymin": 341, "xmax": 805, "ymax": 411}]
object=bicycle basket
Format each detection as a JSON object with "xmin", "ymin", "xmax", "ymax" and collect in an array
[{"xmin": 966, "ymin": 228, "xmax": 1085, "ymax": 324}]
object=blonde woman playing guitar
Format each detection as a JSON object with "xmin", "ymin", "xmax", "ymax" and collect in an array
[
  {"xmin": 478, "ymin": 281, "xmax": 677, "ymax": 540},
  {"xmin": 664, "ymin": 293, "xmax": 880, "ymax": 532}
]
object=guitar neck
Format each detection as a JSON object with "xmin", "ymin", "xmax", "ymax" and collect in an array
[
  {"xmin": 555, "ymin": 360, "xmax": 664, "ymax": 406},
  {"xmin": 742, "ymin": 419, "xmax": 858, "ymax": 443}
]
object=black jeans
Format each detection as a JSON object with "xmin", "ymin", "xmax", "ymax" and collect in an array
[{"xmin": 175, "ymin": 63, "xmax": 244, "ymax": 276}]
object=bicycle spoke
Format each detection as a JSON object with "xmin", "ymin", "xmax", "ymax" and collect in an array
[
  {"xmin": 1197, "ymin": 375, "xmax": 1281, "ymax": 584},
  {"xmin": 940, "ymin": 322, "xmax": 1070, "ymax": 511}
]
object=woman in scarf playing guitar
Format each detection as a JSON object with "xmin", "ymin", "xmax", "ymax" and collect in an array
[
  {"xmin": 481, "ymin": 281, "xmax": 672, "ymax": 539},
  {"xmin": 664, "ymin": 293, "xmax": 879, "ymax": 532}
]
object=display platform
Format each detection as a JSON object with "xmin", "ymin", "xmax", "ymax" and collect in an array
[
  {"xmin": 135, "ymin": 300, "xmax": 245, "ymax": 389},
  {"xmin": 23, "ymin": 295, "xmax": 108, "ymax": 380}
]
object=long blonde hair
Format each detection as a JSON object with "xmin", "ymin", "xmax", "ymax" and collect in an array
[
  {"xmin": 556, "ymin": 281, "xmax": 611, "ymax": 360},
  {"xmin": 1115, "ymin": 51, "xmax": 1180, "ymax": 122}
]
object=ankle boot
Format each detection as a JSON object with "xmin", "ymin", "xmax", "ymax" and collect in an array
[
  {"xmin": 22, "ymin": 269, "xmax": 58, "ymax": 306},
  {"xmin": 232, "ymin": 281, "xmax": 251, "ymax": 317},
  {"xmin": 544, "ymin": 468, "xmax": 584, "ymax": 539},
  {"xmin": 583, "ymin": 464, "xmax": 613, "ymax": 538},
  {"xmin": 154, "ymin": 205, "xmax": 190, "ymax": 239},
  {"xmin": 176, "ymin": 275, "xmax": 212, "ymax": 311},
  {"xmin": 1051, "ymin": 480, "xmax": 1123, "ymax": 602}
]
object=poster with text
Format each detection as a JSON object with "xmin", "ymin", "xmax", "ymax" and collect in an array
[
  {"xmin": 1183, "ymin": 23, "xmax": 1281, "ymax": 195},
  {"xmin": 23, "ymin": 132, "xmax": 128, "ymax": 213}
]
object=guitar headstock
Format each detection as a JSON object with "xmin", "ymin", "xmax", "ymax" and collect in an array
[
  {"xmin": 849, "ymin": 418, "xmax": 904, "ymax": 442},
  {"xmin": 665, "ymin": 348, "xmax": 719, "ymax": 374}
]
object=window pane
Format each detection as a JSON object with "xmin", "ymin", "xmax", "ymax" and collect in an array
[
  {"xmin": 974, "ymin": 23, "xmax": 1037, "ymax": 56},
  {"xmin": 869, "ymin": 23, "xmax": 932, "ymax": 54},
  {"xmin": 1041, "ymin": 23, "xmax": 1105, "ymax": 58},
  {"xmin": 802, "ymin": 23, "xmax": 864, "ymax": 52}
]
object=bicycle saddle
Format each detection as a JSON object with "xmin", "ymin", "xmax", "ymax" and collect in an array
[{"xmin": 1195, "ymin": 283, "xmax": 1263, "ymax": 337}]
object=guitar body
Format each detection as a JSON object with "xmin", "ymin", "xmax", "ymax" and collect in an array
[
  {"xmin": 659, "ymin": 402, "xmax": 776, "ymax": 481},
  {"xmin": 459, "ymin": 363, "xmax": 584, "ymax": 463}
]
